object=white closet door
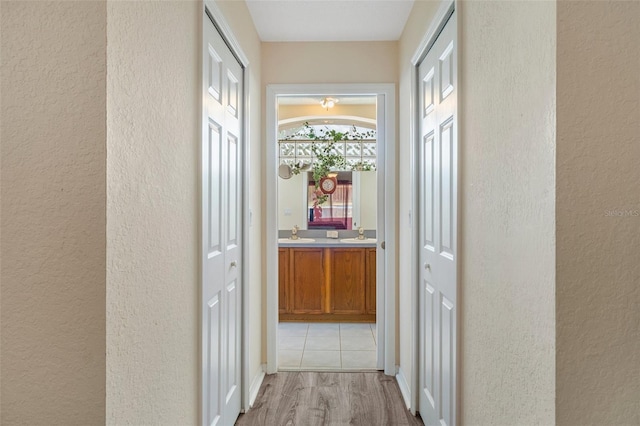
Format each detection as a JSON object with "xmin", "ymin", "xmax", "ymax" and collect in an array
[
  {"xmin": 202, "ymin": 10, "xmax": 243, "ymax": 426},
  {"xmin": 418, "ymin": 10, "xmax": 457, "ymax": 426}
]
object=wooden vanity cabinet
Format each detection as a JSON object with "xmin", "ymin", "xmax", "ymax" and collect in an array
[
  {"xmin": 279, "ymin": 246, "xmax": 375, "ymax": 322},
  {"xmin": 278, "ymin": 248, "xmax": 289, "ymax": 314},
  {"xmin": 365, "ymin": 247, "xmax": 376, "ymax": 315},
  {"xmin": 331, "ymin": 248, "xmax": 366, "ymax": 314},
  {"xmin": 290, "ymin": 248, "xmax": 325, "ymax": 314}
]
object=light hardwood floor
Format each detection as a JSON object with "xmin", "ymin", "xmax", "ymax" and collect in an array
[{"xmin": 235, "ymin": 372, "xmax": 424, "ymax": 426}]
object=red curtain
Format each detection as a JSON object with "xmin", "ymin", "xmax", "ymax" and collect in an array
[{"xmin": 308, "ymin": 180, "xmax": 352, "ymax": 229}]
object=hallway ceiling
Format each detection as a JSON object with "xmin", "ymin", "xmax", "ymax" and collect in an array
[{"xmin": 245, "ymin": 0, "xmax": 415, "ymax": 42}]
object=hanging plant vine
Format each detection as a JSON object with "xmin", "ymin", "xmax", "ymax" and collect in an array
[
  {"xmin": 284, "ymin": 122, "xmax": 376, "ymax": 205},
  {"xmin": 285, "ymin": 122, "xmax": 376, "ymax": 177}
]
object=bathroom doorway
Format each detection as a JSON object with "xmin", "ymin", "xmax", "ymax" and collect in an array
[
  {"xmin": 277, "ymin": 95, "xmax": 378, "ymax": 370},
  {"xmin": 265, "ymin": 84, "xmax": 396, "ymax": 375}
]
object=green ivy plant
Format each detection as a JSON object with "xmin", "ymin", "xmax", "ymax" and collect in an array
[
  {"xmin": 351, "ymin": 160, "xmax": 376, "ymax": 171},
  {"xmin": 285, "ymin": 122, "xmax": 376, "ymax": 205}
]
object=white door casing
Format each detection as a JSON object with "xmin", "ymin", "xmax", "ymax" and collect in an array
[
  {"xmin": 202, "ymin": 9, "xmax": 243, "ymax": 426},
  {"xmin": 265, "ymin": 84, "xmax": 396, "ymax": 375},
  {"xmin": 418, "ymin": 9, "xmax": 457, "ymax": 426}
]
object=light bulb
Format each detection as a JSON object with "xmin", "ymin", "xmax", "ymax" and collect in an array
[{"xmin": 320, "ymin": 97, "xmax": 338, "ymax": 110}]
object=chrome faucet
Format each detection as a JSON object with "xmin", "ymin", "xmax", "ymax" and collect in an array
[
  {"xmin": 291, "ymin": 225, "xmax": 299, "ymax": 240},
  {"xmin": 357, "ymin": 227, "xmax": 366, "ymax": 240}
]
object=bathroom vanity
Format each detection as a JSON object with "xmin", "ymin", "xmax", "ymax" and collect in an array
[{"xmin": 278, "ymin": 239, "xmax": 376, "ymax": 322}]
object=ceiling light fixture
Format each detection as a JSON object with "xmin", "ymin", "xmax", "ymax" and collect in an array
[{"xmin": 320, "ymin": 97, "xmax": 338, "ymax": 110}]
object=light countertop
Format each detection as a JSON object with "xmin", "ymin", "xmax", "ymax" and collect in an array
[{"xmin": 278, "ymin": 237, "xmax": 377, "ymax": 248}]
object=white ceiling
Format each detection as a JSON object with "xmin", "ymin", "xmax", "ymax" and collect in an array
[{"xmin": 245, "ymin": 0, "xmax": 415, "ymax": 42}]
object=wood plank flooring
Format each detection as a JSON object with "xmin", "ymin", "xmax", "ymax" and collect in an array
[{"xmin": 235, "ymin": 372, "xmax": 424, "ymax": 426}]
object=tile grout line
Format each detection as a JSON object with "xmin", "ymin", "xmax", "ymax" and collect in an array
[
  {"xmin": 339, "ymin": 322, "xmax": 343, "ymax": 370},
  {"xmin": 299, "ymin": 323, "xmax": 308, "ymax": 369},
  {"xmin": 302, "ymin": 322, "xmax": 310, "ymax": 368}
]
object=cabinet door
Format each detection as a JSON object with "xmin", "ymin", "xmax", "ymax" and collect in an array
[
  {"xmin": 331, "ymin": 248, "xmax": 366, "ymax": 314},
  {"xmin": 278, "ymin": 248, "xmax": 290, "ymax": 314},
  {"xmin": 366, "ymin": 248, "xmax": 376, "ymax": 314},
  {"xmin": 290, "ymin": 248, "xmax": 325, "ymax": 314}
]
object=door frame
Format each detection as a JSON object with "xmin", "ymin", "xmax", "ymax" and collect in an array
[
  {"xmin": 265, "ymin": 83, "xmax": 397, "ymax": 375},
  {"xmin": 409, "ymin": 0, "xmax": 459, "ymax": 418},
  {"xmin": 201, "ymin": 0, "xmax": 254, "ymax": 419}
]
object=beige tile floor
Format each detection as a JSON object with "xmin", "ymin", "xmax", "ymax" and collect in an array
[{"xmin": 278, "ymin": 322, "xmax": 378, "ymax": 371}]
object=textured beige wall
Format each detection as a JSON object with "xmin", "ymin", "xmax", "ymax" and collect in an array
[
  {"xmin": 262, "ymin": 41, "xmax": 398, "ymax": 85},
  {"xmin": 557, "ymin": 2, "xmax": 640, "ymax": 425},
  {"xmin": 106, "ymin": 1, "xmax": 200, "ymax": 423},
  {"xmin": 397, "ymin": 0, "xmax": 439, "ymax": 397},
  {"xmin": 106, "ymin": 1, "xmax": 264, "ymax": 423},
  {"xmin": 459, "ymin": 1, "xmax": 556, "ymax": 424},
  {"xmin": 398, "ymin": 2, "xmax": 556, "ymax": 421},
  {"xmin": 0, "ymin": 1, "xmax": 107, "ymax": 424},
  {"xmin": 214, "ymin": 0, "xmax": 264, "ymax": 392},
  {"xmin": 278, "ymin": 104, "xmax": 376, "ymax": 122}
]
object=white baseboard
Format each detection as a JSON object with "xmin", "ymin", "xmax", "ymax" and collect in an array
[
  {"xmin": 248, "ymin": 364, "xmax": 266, "ymax": 407},
  {"xmin": 396, "ymin": 366, "xmax": 411, "ymax": 410}
]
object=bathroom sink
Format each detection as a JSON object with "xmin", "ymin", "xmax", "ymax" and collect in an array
[
  {"xmin": 340, "ymin": 238, "xmax": 377, "ymax": 244},
  {"xmin": 278, "ymin": 237, "xmax": 316, "ymax": 243}
]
